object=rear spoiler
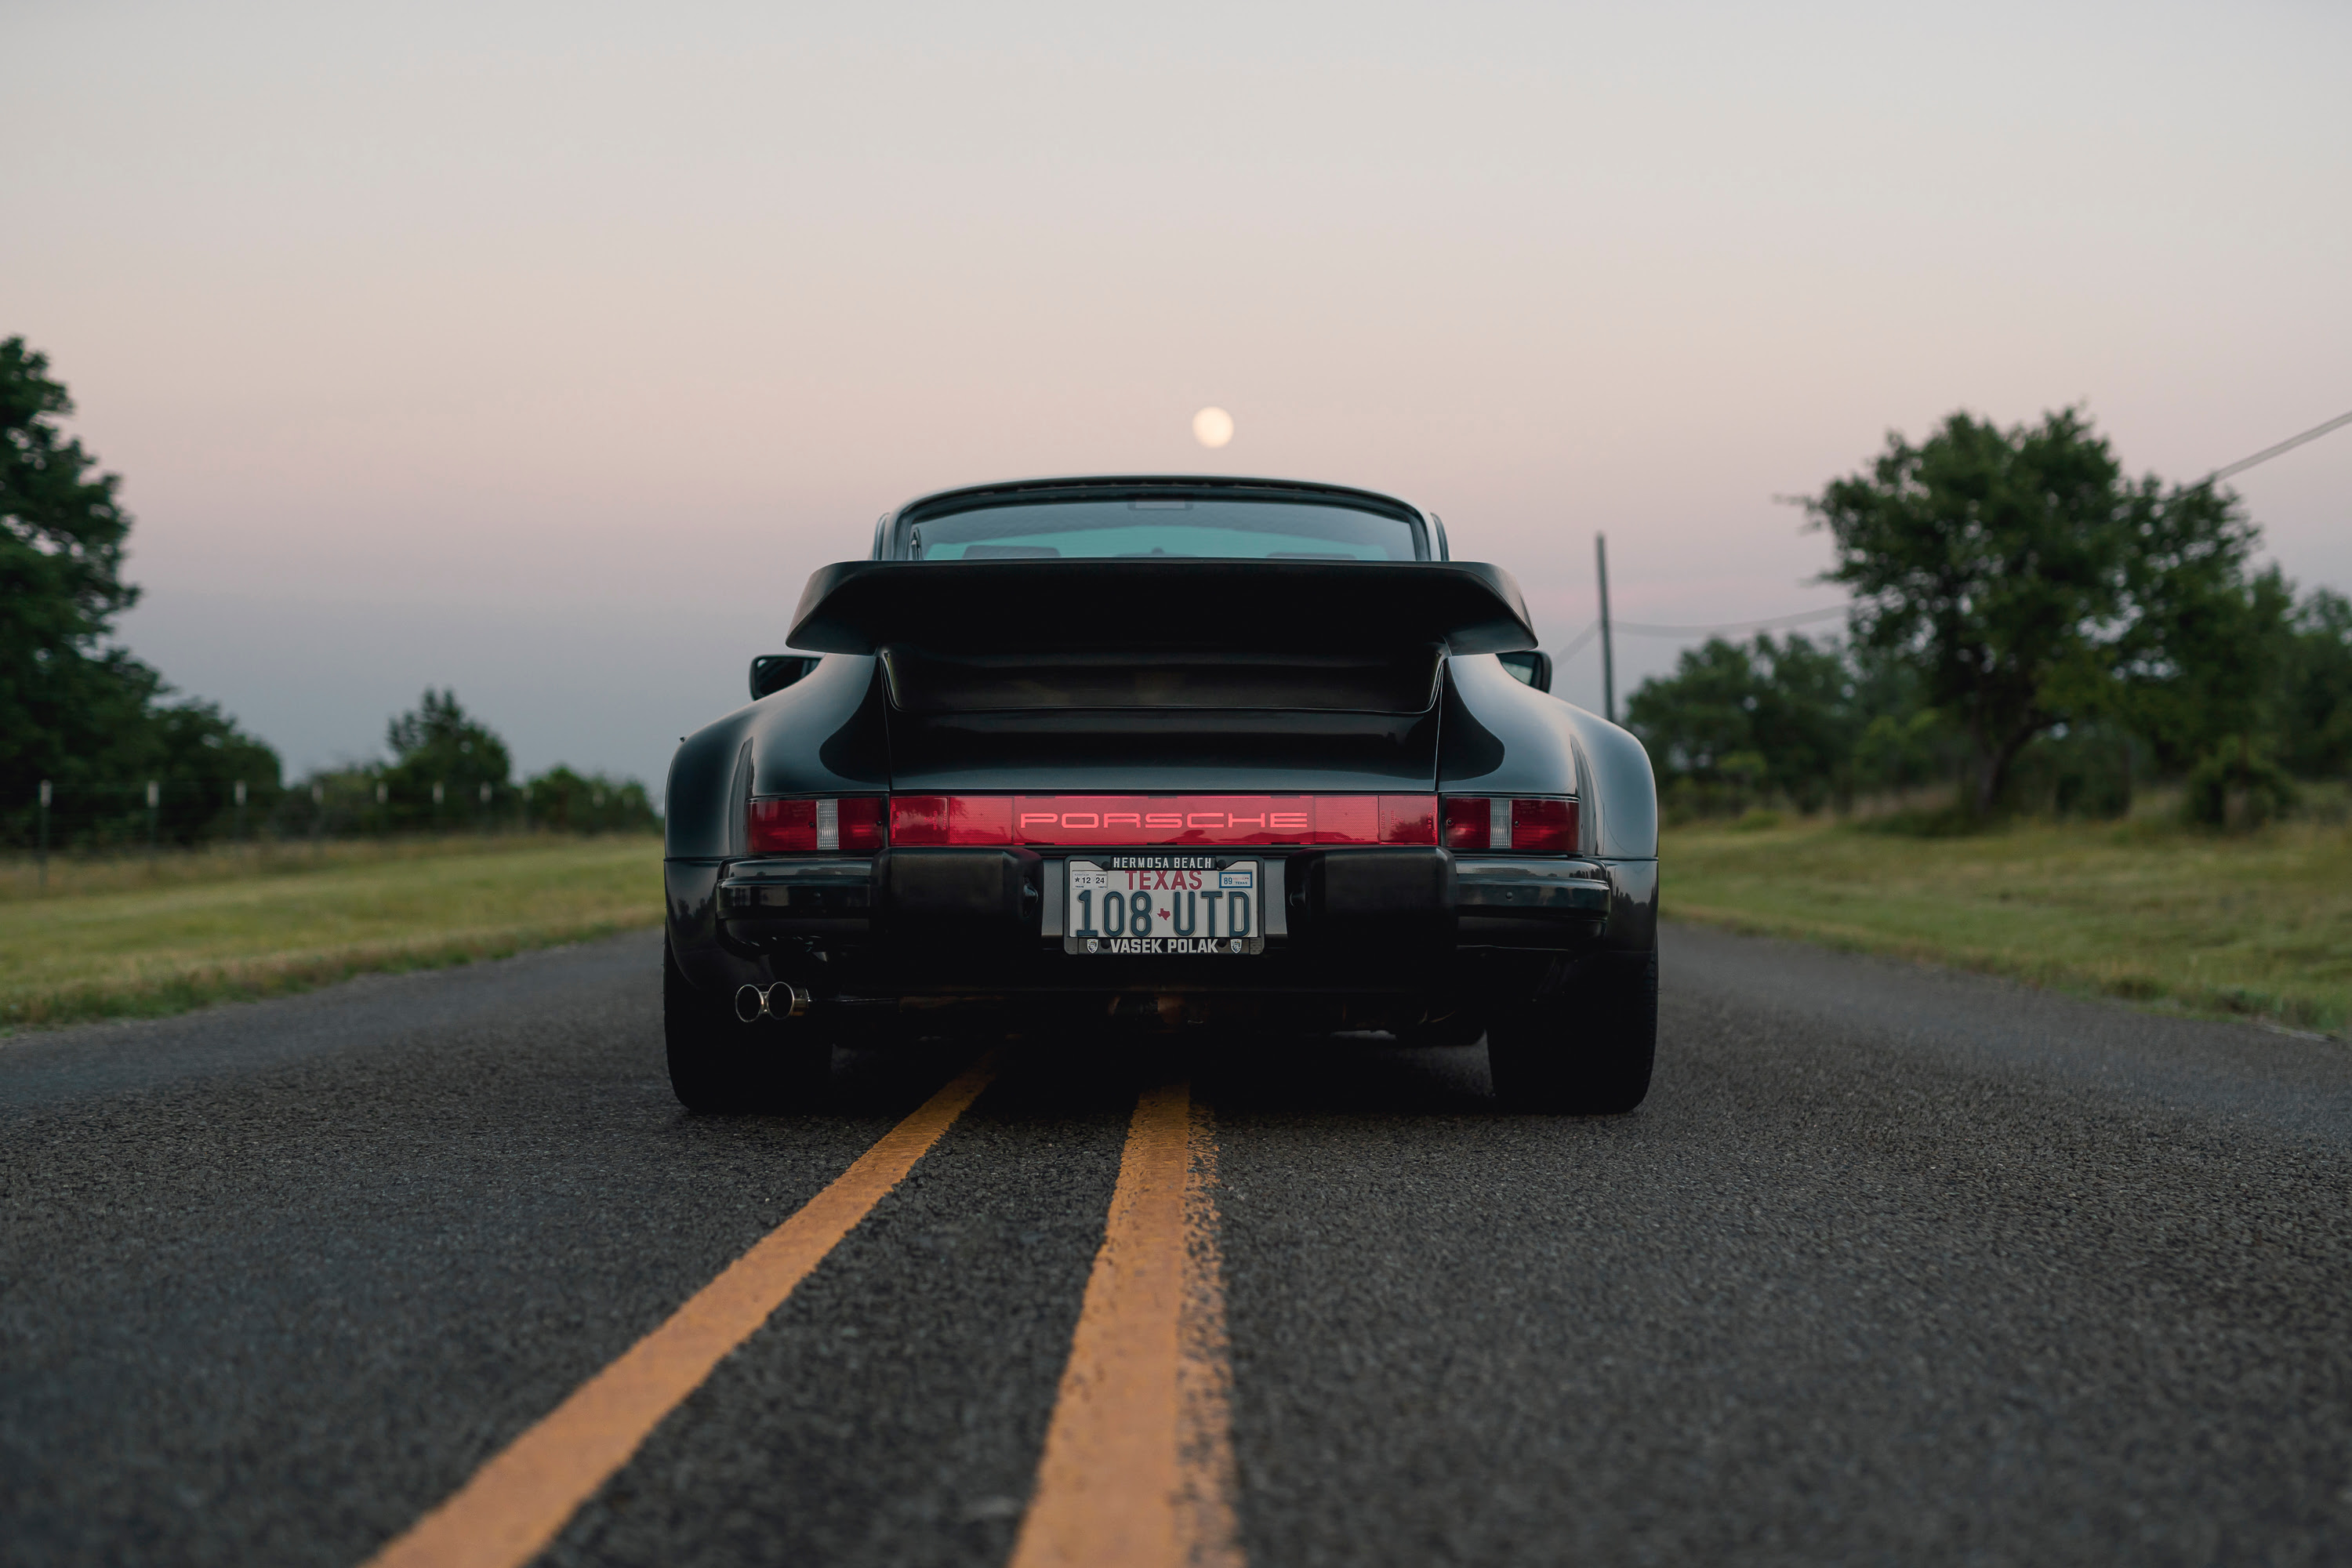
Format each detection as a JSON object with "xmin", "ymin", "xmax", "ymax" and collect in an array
[{"xmin": 786, "ymin": 560, "xmax": 1537, "ymax": 656}]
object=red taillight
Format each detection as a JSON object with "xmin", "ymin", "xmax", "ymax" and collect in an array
[
  {"xmin": 1438, "ymin": 796, "xmax": 1577, "ymax": 854},
  {"xmin": 747, "ymin": 797, "xmax": 817, "ymax": 852},
  {"xmin": 1303, "ymin": 796, "xmax": 1368, "ymax": 844},
  {"xmin": 888, "ymin": 795, "xmax": 948, "ymax": 846},
  {"xmin": 1441, "ymin": 796, "xmax": 1493, "ymax": 850},
  {"xmin": 949, "ymin": 795, "xmax": 1012, "ymax": 845},
  {"xmin": 1512, "ymin": 797, "xmax": 1575, "ymax": 853},
  {"xmin": 747, "ymin": 797, "xmax": 887, "ymax": 854},
  {"xmin": 889, "ymin": 799, "xmax": 1021, "ymax": 846},
  {"xmin": 1376, "ymin": 795, "xmax": 1438, "ymax": 846},
  {"xmin": 838, "ymin": 796, "xmax": 886, "ymax": 851},
  {"xmin": 892, "ymin": 794, "xmax": 1016, "ymax": 845}
]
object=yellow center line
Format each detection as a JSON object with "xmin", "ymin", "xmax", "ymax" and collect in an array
[
  {"xmin": 361, "ymin": 1054, "xmax": 998, "ymax": 1568},
  {"xmin": 1011, "ymin": 1080, "xmax": 1244, "ymax": 1568}
]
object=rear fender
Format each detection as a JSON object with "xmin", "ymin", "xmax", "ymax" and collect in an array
[
  {"xmin": 1438, "ymin": 654, "xmax": 1656, "ymax": 860},
  {"xmin": 666, "ymin": 655, "xmax": 891, "ymax": 992},
  {"xmin": 1440, "ymin": 652, "xmax": 1656, "ymax": 955},
  {"xmin": 663, "ymin": 655, "xmax": 891, "ymax": 861}
]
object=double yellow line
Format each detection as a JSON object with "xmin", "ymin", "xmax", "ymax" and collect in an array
[
  {"xmin": 1012, "ymin": 1080, "xmax": 1240, "ymax": 1568},
  {"xmin": 365, "ymin": 1058, "xmax": 1240, "ymax": 1568}
]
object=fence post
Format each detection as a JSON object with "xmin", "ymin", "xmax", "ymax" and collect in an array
[
  {"xmin": 235, "ymin": 779, "xmax": 248, "ymax": 848},
  {"xmin": 479, "ymin": 780, "xmax": 492, "ymax": 836},
  {"xmin": 147, "ymin": 779, "xmax": 160, "ymax": 866},
  {"xmin": 38, "ymin": 780, "xmax": 50, "ymax": 891},
  {"xmin": 311, "ymin": 781, "xmax": 325, "ymax": 858},
  {"xmin": 376, "ymin": 779, "xmax": 388, "ymax": 838},
  {"xmin": 433, "ymin": 780, "xmax": 444, "ymax": 834}
]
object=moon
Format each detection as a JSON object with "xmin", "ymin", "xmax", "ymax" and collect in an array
[{"xmin": 1192, "ymin": 406, "xmax": 1235, "ymax": 448}]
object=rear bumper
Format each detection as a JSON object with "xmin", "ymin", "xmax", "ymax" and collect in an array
[
  {"xmin": 670, "ymin": 847, "xmax": 1654, "ymax": 1035},
  {"xmin": 713, "ymin": 847, "xmax": 1608, "ymax": 932}
]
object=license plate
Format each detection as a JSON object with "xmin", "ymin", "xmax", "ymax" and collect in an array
[{"xmin": 1065, "ymin": 856, "xmax": 1265, "ymax": 955}]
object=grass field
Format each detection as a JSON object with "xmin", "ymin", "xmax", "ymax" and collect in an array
[
  {"xmin": 0, "ymin": 834, "xmax": 663, "ymax": 1033},
  {"xmin": 1664, "ymin": 811, "xmax": 2352, "ymax": 1037}
]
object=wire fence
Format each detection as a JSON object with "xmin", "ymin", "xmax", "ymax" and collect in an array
[
  {"xmin": 0, "ymin": 826, "xmax": 663, "ymax": 904},
  {"xmin": 7, "ymin": 772, "xmax": 657, "ymax": 873}
]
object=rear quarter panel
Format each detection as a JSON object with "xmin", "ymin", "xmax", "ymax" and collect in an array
[
  {"xmin": 1442, "ymin": 652, "xmax": 1658, "ymax": 950},
  {"xmin": 663, "ymin": 655, "xmax": 890, "ymax": 988}
]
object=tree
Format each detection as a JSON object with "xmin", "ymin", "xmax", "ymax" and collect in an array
[
  {"xmin": 143, "ymin": 699, "xmax": 285, "ymax": 843},
  {"xmin": 1628, "ymin": 632, "xmax": 1962, "ymax": 817},
  {"xmin": 384, "ymin": 689, "xmax": 512, "ymax": 828},
  {"xmin": 0, "ymin": 336, "xmax": 162, "ymax": 822},
  {"xmin": 524, "ymin": 765, "xmax": 659, "ymax": 832},
  {"xmin": 2276, "ymin": 589, "xmax": 2352, "ymax": 778},
  {"xmin": 2108, "ymin": 485, "xmax": 2273, "ymax": 774},
  {"xmin": 1626, "ymin": 633, "xmax": 1864, "ymax": 812},
  {"xmin": 1808, "ymin": 408, "xmax": 2259, "ymax": 815}
]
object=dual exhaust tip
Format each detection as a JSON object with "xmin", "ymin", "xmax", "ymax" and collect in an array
[{"xmin": 735, "ymin": 983, "xmax": 812, "ymax": 1024}]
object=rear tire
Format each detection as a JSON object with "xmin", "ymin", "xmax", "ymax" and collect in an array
[
  {"xmin": 663, "ymin": 938, "xmax": 831, "ymax": 1112},
  {"xmin": 1486, "ymin": 948, "xmax": 1656, "ymax": 1113}
]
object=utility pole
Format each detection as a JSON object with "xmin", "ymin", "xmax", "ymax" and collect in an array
[
  {"xmin": 433, "ymin": 780, "xmax": 445, "ymax": 834},
  {"xmin": 147, "ymin": 780, "xmax": 160, "ymax": 866},
  {"xmin": 311, "ymin": 781, "xmax": 325, "ymax": 858},
  {"xmin": 1595, "ymin": 532, "xmax": 1617, "ymax": 724},
  {"xmin": 37, "ymin": 780, "xmax": 50, "ymax": 891},
  {"xmin": 234, "ymin": 779, "xmax": 248, "ymax": 848}
]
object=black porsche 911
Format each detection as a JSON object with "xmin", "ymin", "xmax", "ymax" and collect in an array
[{"xmin": 661, "ymin": 474, "xmax": 1659, "ymax": 1112}]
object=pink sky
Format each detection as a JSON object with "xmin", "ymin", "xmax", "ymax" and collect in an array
[{"xmin": 14, "ymin": 0, "xmax": 2349, "ymax": 793}]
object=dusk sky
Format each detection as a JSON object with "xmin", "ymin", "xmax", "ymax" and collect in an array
[{"xmin": 15, "ymin": 0, "xmax": 2349, "ymax": 797}]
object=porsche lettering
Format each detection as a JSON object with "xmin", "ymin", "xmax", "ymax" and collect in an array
[{"xmin": 1018, "ymin": 808, "xmax": 1307, "ymax": 834}]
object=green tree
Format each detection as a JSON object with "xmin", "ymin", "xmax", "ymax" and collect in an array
[
  {"xmin": 0, "ymin": 336, "xmax": 162, "ymax": 826},
  {"xmin": 1, "ymin": 339, "xmax": 287, "ymax": 848},
  {"xmin": 2109, "ymin": 489, "xmax": 2274, "ymax": 775},
  {"xmin": 141, "ymin": 699, "xmax": 285, "ymax": 844},
  {"xmin": 1624, "ymin": 638, "xmax": 1763, "ymax": 789},
  {"xmin": 2276, "ymin": 589, "xmax": 2352, "ymax": 778},
  {"xmin": 289, "ymin": 765, "xmax": 392, "ymax": 838},
  {"xmin": 1626, "ymin": 633, "xmax": 1871, "ymax": 813},
  {"xmin": 383, "ymin": 689, "xmax": 511, "ymax": 828},
  {"xmin": 1808, "ymin": 408, "xmax": 2259, "ymax": 815},
  {"xmin": 525, "ymin": 765, "xmax": 659, "ymax": 832}
]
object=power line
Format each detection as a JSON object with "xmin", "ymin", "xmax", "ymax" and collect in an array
[
  {"xmin": 1552, "ymin": 604, "xmax": 1844, "ymax": 659},
  {"xmin": 1549, "ymin": 602, "xmax": 1848, "ymax": 660},
  {"xmin": 2206, "ymin": 408, "xmax": 2352, "ymax": 483},
  {"xmin": 1613, "ymin": 604, "xmax": 1849, "ymax": 637},
  {"xmin": 1554, "ymin": 619, "xmax": 1602, "ymax": 660}
]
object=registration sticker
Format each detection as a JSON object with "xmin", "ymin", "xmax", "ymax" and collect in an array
[{"xmin": 1064, "ymin": 856, "xmax": 1265, "ymax": 955}]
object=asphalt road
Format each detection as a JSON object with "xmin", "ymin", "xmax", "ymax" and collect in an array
[{"xmin": 4, "ymin": 925, "xmax": 2349, "ymax": 1566}]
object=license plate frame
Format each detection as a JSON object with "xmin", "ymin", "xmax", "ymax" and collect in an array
[{"xmin": 1064, "ymin": 855, "xmax": 1267, "ymax": 955}]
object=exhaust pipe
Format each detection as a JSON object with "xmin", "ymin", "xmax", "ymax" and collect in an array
[{"xmin": 734, "ymin": 983, "xmax": 812, "ymax": 1024}]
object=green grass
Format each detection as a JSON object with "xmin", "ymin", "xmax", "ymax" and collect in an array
[
  {"xmin": 0, "ymin": 834, "xmax": 664, "ymax": 1033},
  {"xmin": 1664, "ymin": 813, "xmax": 2352, "ymax": 1036}
]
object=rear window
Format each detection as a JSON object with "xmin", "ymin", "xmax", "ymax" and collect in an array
[{"xmin": 905, "ymin": 498, "xmax": 1425, "ymax": 561}]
